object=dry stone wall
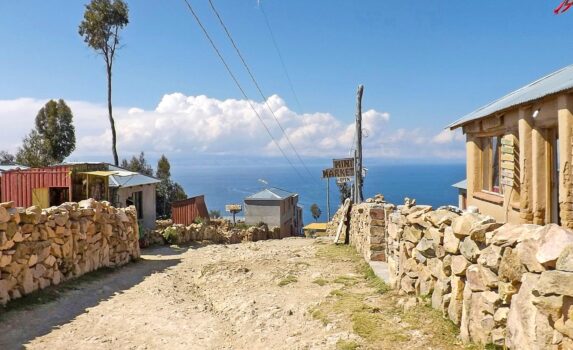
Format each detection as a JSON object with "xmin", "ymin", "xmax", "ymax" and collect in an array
[
  {"xmin": 0, "ymin": 199, "xmax": 140, "ymax": 306},
  {"xmin": 330, "ymin": 198, "xmax": 573, "ymax": 348}
]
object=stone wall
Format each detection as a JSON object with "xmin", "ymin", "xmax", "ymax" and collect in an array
[
  {"xmin": 331, "ymin": 198, "xmax": 573, "ymax": 348},
  {"xmin": 151, "ymin": 220, "xmax": 283, "ymax": 246},
  {"xmin": 0, "ymin": 199, "xmax": 140, "ymax": 306}
]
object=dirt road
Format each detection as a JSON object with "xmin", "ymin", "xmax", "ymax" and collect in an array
[{"xmin": 0, "ymin": 238, "xmax": 468, "ymax": 350}]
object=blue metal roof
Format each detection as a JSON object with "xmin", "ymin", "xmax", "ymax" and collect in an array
[
  {"xmin": 246, "ymin": 187, "xmax": 296, "ymax": 200},
  {"xmin": 452, "ymin": 179, "xmax": 467, "ymax": 190},
  {"xmin": 107, "ymin": 165, "xmax": 161, "ymax": 188},
  {"xmin": 448, "ymin": 64, "xmax": 573, "ymax": 129}
]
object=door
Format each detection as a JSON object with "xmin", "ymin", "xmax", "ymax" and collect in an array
[{"xmin": 32, "ymin": 188, "xmax": 49, "ymax": 209}]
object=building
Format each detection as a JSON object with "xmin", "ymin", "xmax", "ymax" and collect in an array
[
  {"xmin": 171, "ymin": 195, "xmax": 209, "ymax": 226},
  {"xmin": 448, "ymin": 64, "xmax": 573, "ymax": 226},
  {"xmin": 451, "ymin": 179, "xmax": 467, "ymax": 210},
  {"xmin": 0, "ymin": 162, "xmax": 160, "ymax": 229},
  {"xmin": 244, "ymin": 187, "xmax": 303, "ymax": 236}
]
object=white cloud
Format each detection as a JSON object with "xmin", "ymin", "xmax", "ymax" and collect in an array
[
  {"xmin": 432, "ymin": 128, "xmax": 465, "ymax": 144},
  {"xmin": 0, "ymin": 93, "xmax": 465, "ymax": 162}
]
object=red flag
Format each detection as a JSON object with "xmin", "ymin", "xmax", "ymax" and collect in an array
[{"xmin": 555, "ymin": 0, "xmax": 573, "ymax": 14}]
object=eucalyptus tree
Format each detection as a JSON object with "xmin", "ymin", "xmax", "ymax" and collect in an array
[{"xmin": 79, "ymin": 0, "xmax": 129, "ymax": 165}]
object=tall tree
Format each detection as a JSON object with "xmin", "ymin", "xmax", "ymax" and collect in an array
[
  {"xmin": 120, "ymin": 152, "xmax": 153, "ymax": 176},
  {"xmin": 156, "ymin": 154, "xmax": 171, "ymax": 180},
  {"xmin": 155, "ymin": 155, "xmax": 187, "ymax": 219},
  {"xmin": 35, "ymin": 99, "xmax": 76, "ymax": 163},
  {"xmin": 0, "ymin": 151, "xmax": 15, "ymax": 165},
  {"xmin": 16, "ymin": 130, "xmax": 51, "ymax": 167},
  {"xmin": 310, "ymin": 203, "xmax": 322, "ymax": 222},
  {"xmin": 79, "ymin": 0, "xmax": 129, "ymax": 166}
]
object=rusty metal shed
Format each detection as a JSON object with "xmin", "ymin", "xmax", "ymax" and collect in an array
[{"xmin": 171, "ymin": 195, "xmax": 209, "ymax": 226}]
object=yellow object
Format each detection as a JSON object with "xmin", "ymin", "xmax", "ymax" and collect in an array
[
  {"xmin": 32, "ymin": 188, "xmax": 49, "ymax": 209},
  {"xmin": 78, "ymin": 171, "xmax": 118, "ymax": 177},
  {"xmin": 303, "ymin": 223, "xmax": 327, "ymax": 231}
]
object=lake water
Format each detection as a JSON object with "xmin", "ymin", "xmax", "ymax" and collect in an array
[{"xmin": 174, "ymin": 163, "xmax": 466, "ymax": 225}]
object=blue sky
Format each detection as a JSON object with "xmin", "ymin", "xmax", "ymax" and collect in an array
[{"xmin": 0, "ymin": 1, "xmax": 572, "ymax": 164}]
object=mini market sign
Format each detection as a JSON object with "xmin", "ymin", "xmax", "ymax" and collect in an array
[{"xmin": 322, "ymin": 158, "xmax": 354, "ymax": 178}]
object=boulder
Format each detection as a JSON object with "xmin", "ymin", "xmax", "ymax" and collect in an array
[
  {"xmin": 0, "ymin": 206, "xmax": 9, "ymax": 224},
  {"xmin": 424, "ymin": 209, "xmax": 459, "ymax": 227},
  {"xmin": 460, "ymin": 237, "xmax": 480, "ymax": 262},
  {"xmin": 532, "ymin": 295, "xmax": 564, "ymax": 324},
  {"xmin": 516, "ymin": 239, "xmax": 545, "ymax": 273},
  {"xmin": 535, "ymin": 270, "xmax": 573, "ymax": 297},
  {"xmin": 403, "ymin": 225, "xmax": 423, "ymax": 243},
  {"xmin": 415, "ymin": 237, "xmax": 435, "ymax": 258},
  {"xmin": 490, "ymin": 223, "xmax": 540, "ymax": 247},
  {"xmin": 556, "ymin": 244, "xmax": 573, "ymax": 272},
  {"xmin": 452, "ymin": 213, "xmax": 483, "ymax": 237},
  {"xmin": 494, "ymin": 307, "xmax": 509, "ymax": 325},
  {"xmin": 498, "ymin": 247, "xmax": 524, "ymax": 283},
  {"xmin": 443, "ymin": 227, "xmax": 460, "ymax": 254},
  {"xmin": 451, "ymin": 255, "xmax": 470, "ymax": 276},
  {"xmin": 536, "ymin": 224, "xmax": 573, "ymax": 266},
  {"xmin": 466, "ymin": 264, "xmax": 498, "ymax": 291},
  {"xmin": 477, "ymin": 244, "xmax": 502, "ymax": 272},
  {"xmin": 448, "ymin": 275, "xmax": 465, "ymax": 326},
  {"xmin": 469, "ymin": 222, "xmax": 503, "ymax": 243}
]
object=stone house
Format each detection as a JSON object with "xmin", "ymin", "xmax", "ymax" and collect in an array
[
  {"xmin": 244, "ymin": 187, "xmax": 303, "ymax": 236},
  {"xmin": 449, "ymin": 64, "xmax": 573, "ymax": 226},
  {"xmin": 0, "ymin": 162, "xmax": 160, "ymax": 230}
]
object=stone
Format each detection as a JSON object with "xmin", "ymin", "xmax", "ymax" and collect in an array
[
  {"xmin": 452, "ymin": 213, "xmax": 482, "ymax": 237},
  {"xmin": 448, "ymin": 275, "xmax": 465, "ymax": 326},
  {"xmin": 469, "ymin": 222, "xmax": 503, "ymax": 243},
  {"xmin": 477, "ymin": 244, "xmax": 502, "ymax": 272},
  {"xmin": 498, "ymin": 281, "xmax": 519, "ymax": 305},
  {"xmin": 459, "ymin": 282, "xmax": 473, "ymax": 342},
  {"xmin": 20, "ymin": 206, "xmax": 41, "ymax": 224},
  {"xmin": 466, "ymin": 264, "xmax": 498, "ymax": 291},
  {"xmin": 403, "ymin": 225, "xmax": 423, "ymax": 243},
  {"xmin": 554, "ymin": 317, "xmax": 573, "ymax": 339},
  {"xmin": 443, "ymin": 227, "xmax": 460, "ymax": 254},
  {"xmin": 533, "ymin": 295, "xmax": 564, "ymax": 323},
  {"xmin": 536, "ymin": 224, "xmax": 573, "ymax": 266},
  {"xmin": 0, "ymin": 206, "xmax": 9, "ymax": 224},
  {"xmin": 516, "ymin": 239, "xmax": 546, "ymax": 273},
  {"xmin": 494, "ymin": 307, "xmax": 509, "ymax": 325},
  {"xmin": 460, "ymin": 237, "xmax": 480, "ymax": 262},
  {"xmin": 490, "ymin": 223, "xmax": 540, "ymax": 246},
  {"xmin": 400, "ymin": 275, "xmax": 416, "ymax": 294},
  {"xmin": 498, "ymin": 247, "xmax": 523, "ymax": 283},
  {"xmin": 415, "ymin": 237, "xmax": 435, "ymax": 258},
  {"xmin": 425, "ymin": 227, "xmax": 443, "ymax": 243},
  {"xmin": 416, "ymin": 264, "xmax": 434, "ymax": 296},
  {"xmin": 28, "ymin": 254, "xmax": 38, "ymax": 267},
  {"xmin": 451, "ymin": 255, "xmax": 470, "ymax": 276},
  {"xmin": 427, "ymin": 258, "xmax": 447, "ymax": 280},
  {"xmin": 535, "ymin": 270, "xmax": 573, "ymax": 297},
  {"xmin": 491, "ymin": 328, "xmax": 506, "ymax": 347},
  {"xmin": 556, "ymin": 244, "xmax": 573, "ymax": 272},
  {"xmin": 0, "ymin": 253, "xmax": 12, "ymax": 267}
]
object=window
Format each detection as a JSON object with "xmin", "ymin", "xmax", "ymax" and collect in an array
[{"xmin": 482, "ymin": 136, "xmax": 503, "ymax": 194}]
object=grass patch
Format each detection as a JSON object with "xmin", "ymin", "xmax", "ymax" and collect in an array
[
  {"xmin": 313, "ymin": 278, "xmax": 329, "ymax": 286},
  {"xmin": 278, "ymin": 274, "xmax": 298, "ymax": 287},
  {"xmin": 310, "ymin": 305, "xmax": 330, "ymax": 325},
  {"xmin": 359, "ymin": 263, "xmax": 389, "ymax": 294},
  {"xmin": 0, "ymin": 266, "xmax": 121, "ymax": 317},
  {"xmin": 333, "ymin": 275, "xmax": 358, "ymax": 287},
  {"xmin": 336, "ymin": 339, "xmax": 360, "ymax": 350}
]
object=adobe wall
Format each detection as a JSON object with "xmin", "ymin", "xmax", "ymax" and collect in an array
[
  {"xmin": 333, "ymin": 198, "xmax": 573, "ymax": 348},
  {"xmin": 0, "ymin": 199, "xmax": 140, "ymax": 306}
]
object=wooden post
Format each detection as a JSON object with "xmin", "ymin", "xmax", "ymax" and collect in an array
[
  {"xmin": 355, "ymin": 85, "xmax": 364, "ymax": 204},
  {"xmin": 326, "ymin": 177, "xmax": 331, "ymax": 222}
]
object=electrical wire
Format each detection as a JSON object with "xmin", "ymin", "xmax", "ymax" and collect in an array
[
  {"xmin": 181, "ymin": 0, "xmax": 304, "ymax": 180},
  {"xmin": 207, "ymin": 0, "xmax": 315, "ymax": 181},
  {"xmin": 259, "ymin": 2, "xmax": 304, "ymax": 114}
]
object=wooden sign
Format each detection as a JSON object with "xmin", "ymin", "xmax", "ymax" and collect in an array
[
  {"xmin": 323, "ymin": 158, "xmax": 355, "ymax": 178},
  {"xmin": 225, "ymin": 204, "xmax": 242, "ymax": 213}
]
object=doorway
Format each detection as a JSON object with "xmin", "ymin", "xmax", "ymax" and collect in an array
[{"xmin": 548, "ymin": 128, "xmax": 560, "ymax": 224}]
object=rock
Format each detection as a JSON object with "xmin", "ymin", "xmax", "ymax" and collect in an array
[
  {"xmin": 498, "ymin": 247, "xmax": 523, "ymax": 283},
  {"xmin": 536, "ymin": 224, "xmax": 573, "ymax": 266},
  {"xmin": 443, "ymin": 227, "xmax": 460, "ymax": 254},
  {"xmin": 556, "ymin": 244, "xmax": 573, "ymax": 272},
  {"xmin": 400, "ymin": 275, "xmax": 416, "ymax": 294},
  {"xmin": 452, "ymin": 213, "xmax": 482, "ymax": 237},
  {"xmin": 490, "ymin": 223, "xmax": 540, "ymax": 247},
  {"xmin": 0, "ymin": 206, "xmax": 9, "ymax": 223},
  {"xmin": 535, "ymin": 270, "xmax": 573, "ymax": 297},
  {"xmin": 469, "ymin": 222, "xmax": 503, "ymax": 243},
  {"xmin": 425, "ymin": 227, "xmax": 443, "ymax": 243},
  {"xmin": 494, "ymin": 307, "xmax": 510, "ymax": 325},
  {"xmin": 554, "ymin": 316, "xmax": 573, "ymax": 339},
  {"xmin": 466, "ymin": 264, "xmax": 498, "ymax": 291},
  {"xmin": 477, "ymin": 244, "xmax": 502, "ymax": 272},
  {"xmin": 415, "ymin": 237, "xmax": 435, "ymax": 258},
  {"xmin": 20, "ymin": 206, "xmax": 42, "ymax": 224},
  {"xmin": 27, "ymin": 254, "xmax": 38, "ymax": 267},
  {"xmin": 427, "ymin": 258, "xmax": 447, "ymax": 280},
  {"xmin": 468, "ymin": 292, "xmax": 499, "ymax": 344},
  {"xmin": 403, "ymin": 225, "xmax": 423, "ymax": 243},
  {"xmin": 447, "ymin": 275, "xmax": 465, "ymax": 325},
  {"xmin": 460, "ymin": 237, "xmax": 480, "ymax": 262},
  {"xmin": 533, "ymin": 295, "xmax": 564, "ymax": 323},
  {"xmin": 517, "ymin": 239, "xmax": 545, "ymax": 273},
  {"xmin": 425, "ymin": 209, "xmax": 459, "ymax": 227},
  {"xmin": 498, "ymin": 281, "xmax": 519, "ymax": 305},
  {"xmin": 451, "ymin": 255, "xmax": 470, "ymax": 276}
]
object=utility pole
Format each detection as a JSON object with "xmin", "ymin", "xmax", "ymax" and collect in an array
[
  {"xmin": 326, "ymin": 178, "xmax": 330, "ymax": 221},
  {"xmin": 355, "ymin": 85, "xmax": 364, "ymax": 204}
]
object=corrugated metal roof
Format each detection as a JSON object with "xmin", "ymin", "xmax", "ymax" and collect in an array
[
  {"xmin": 107, "ymin": 165, "xmax": 160, "ymax": 188},
  {"xmin": 303, "ymin": 223, "xmax": 327, "ymax": 231},
  {"xmin": 448, "ymin": 65, "xmax": 573, "ymax": 129},
  {"xmin": 0, "ymin": 164, "xmax": 29, "ymax": 172},
  {"xmin": 452, "ymin": 179, "xmax": 467, "ymax": 190},
  {"xmin": 246, "ymin": 187, "xmax": 296, "ymax": 200}
]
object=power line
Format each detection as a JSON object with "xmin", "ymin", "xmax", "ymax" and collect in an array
[
  {"xmin": 207, "ymin": 0, "xmax": 315, "ymax": 181},
  {"xmin": 259, "ymin": 2, "xmax": 304, "ymax": 114},
  {"xmin": 181, "ymin": 0, "xmax": 304, "ymax": 180}
]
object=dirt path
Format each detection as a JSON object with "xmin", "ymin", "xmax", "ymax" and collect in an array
[{"xmin": 0, "ymin": 238, "xmax": 469, "ymax": 350}]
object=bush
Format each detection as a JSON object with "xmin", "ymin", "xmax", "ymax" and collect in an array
[{"xmin": 162, "ymin": 226, "xmax": 179, "ymax": 244}]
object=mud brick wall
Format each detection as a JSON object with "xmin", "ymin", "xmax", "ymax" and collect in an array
[{"xmin": 0, "ymin": 199, "xmax": 140, "ymax": 306}]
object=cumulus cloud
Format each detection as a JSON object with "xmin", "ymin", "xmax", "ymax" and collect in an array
[
  {"xmin": 432, "ymin": 128, "xmax": 465, "ymax": 144},
  {"xmin": 0, "ymin": 93, "xmax": 465, "ymax": 161}
]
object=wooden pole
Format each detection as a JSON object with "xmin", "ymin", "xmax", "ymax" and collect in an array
[
  {"xmin": 326, "ymin": 177, "xmax": 331, "ymax": 221},
  {"xmin": 355, "ymin": 85, "xmax": 364, "ymax": 204}
]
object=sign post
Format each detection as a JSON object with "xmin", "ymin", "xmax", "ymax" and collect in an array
[{"xmin": 225, "ymin": 204, "xmax": 242, "ymax": 226}]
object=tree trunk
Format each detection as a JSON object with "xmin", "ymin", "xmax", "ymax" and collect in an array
[{"xmin": 107, "ymin": 65, "xmax": 119, "ymax": 166}]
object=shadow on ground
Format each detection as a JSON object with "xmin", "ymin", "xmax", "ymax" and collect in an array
[{"xmin": 0, "ymin": 244, "xmax": 192, "ymax": 349}]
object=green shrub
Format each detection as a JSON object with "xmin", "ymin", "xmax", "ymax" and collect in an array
[{"xmin": 162, "ymin": 226, "xmax": 179, "ymax": 244}]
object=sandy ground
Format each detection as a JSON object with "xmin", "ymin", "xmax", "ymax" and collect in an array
[{"xmin": 0, "ymin": 238, "xmax": 360, "ymax": 350}]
